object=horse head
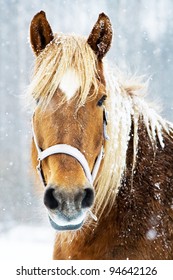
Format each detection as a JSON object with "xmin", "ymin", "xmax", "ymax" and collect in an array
[{"xmin": 30, "ymin": 11, "xmax": 113, "ymax": 231}]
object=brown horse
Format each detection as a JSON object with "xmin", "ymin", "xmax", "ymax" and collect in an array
[{"xmin": 29, "ymin": 11, "xmax": 173, "ymax": 259}]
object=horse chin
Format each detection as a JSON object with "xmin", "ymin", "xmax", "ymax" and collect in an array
[
  {"xmin": 48, "ymin": 216, "xmax": 84, "ymax": 231},
  {"xmin": 47, "ymin": 210, "xmax": 86, "ymax": 231}
]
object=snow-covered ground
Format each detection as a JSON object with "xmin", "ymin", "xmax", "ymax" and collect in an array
[{"xmin": 0, "ymin": 224, "xmax": 55, "ymax": 260}]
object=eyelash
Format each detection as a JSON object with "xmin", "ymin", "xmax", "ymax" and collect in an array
[{"xmin": 97, "ymin": 95, "xmax": 107, "ymax": 107}]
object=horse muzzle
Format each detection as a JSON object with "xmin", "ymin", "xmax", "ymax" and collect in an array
[{"xmin": 44, "ymin": 185, "xmax": 94, "ymax": 231}]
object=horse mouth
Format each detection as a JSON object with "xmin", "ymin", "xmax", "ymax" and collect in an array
[
  {"xmin": 47, "ymin": 210, "xmax": 86, "ymax": 231},
  {"xmin": 48, "ymin": 216, "xmax": 84, "ymax": 231}
]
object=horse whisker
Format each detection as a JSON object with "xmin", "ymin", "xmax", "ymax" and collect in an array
[{"xmin": 88, "ymin": 210, "xmax": 97, "ymax": 222}]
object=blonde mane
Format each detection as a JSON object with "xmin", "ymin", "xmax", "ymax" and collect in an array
[
  {"xmin": 94, "ymin": 65, "xmax": 173, "ymax": 218},
  {"xmin": 28, "ymin": 34, "xmax": 173, "ymax": 220}
]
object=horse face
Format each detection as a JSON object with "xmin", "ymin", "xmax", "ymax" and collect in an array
[
  {"xmin": 33, "ymin": 87, "xmax": 106, "ymax": 230},
  {"xmin": 30, "ymin": 12, "xmax": 112, "ymax": 231}
]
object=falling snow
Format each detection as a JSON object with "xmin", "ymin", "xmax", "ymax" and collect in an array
[
  {"xmin": 1, "ymin": 0, "xmax": 173, "ymax": 259},
  {"xmin": 146, "ymin": 229, "xmax": 157, "ymax": 240}
]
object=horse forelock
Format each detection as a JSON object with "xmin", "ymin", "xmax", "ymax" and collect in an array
[{"xmin": 28, "ymin": 33, "xmax": 99, "ymax": 110}]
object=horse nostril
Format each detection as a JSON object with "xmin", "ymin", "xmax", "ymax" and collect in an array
[
  {"xmin": 44, "ymin": 187, "xmax": 59, "ymax": 210},
  {"xmin": 82, "ymin": 188, "xmax": 94, "ymax": 208},
  {"xmin": 44, "ymin": 186, "xmax": 94, "ymax": 212}
]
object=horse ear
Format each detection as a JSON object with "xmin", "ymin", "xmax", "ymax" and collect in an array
[
  {"xmin": 87, "ymin": 13, "xmax": 113, "ymax": 60},
  {"xmin": 30, "ymin": 11, "xmax": 54, "ymax": 56}
]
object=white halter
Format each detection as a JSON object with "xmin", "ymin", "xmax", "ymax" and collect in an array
[{"xmin": 32, "ymin": 107, "xmax": 109, "ymax": 187}]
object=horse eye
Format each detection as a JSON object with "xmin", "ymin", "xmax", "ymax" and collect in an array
[{"xmin": 97, "ymin": 95, "xmax": 107, "ymax": 107}]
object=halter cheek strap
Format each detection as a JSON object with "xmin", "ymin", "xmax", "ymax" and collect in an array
[
  {"xmin": 32, "ymin": 107, "xmax": 109, "ymax": 187},
  {"xmin": 103, "ymin": 105, "xmax": 109, "ymax": 140}
]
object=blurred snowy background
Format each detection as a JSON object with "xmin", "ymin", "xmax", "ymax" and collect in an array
[{"xmin": 0, "ymin": 0, "xmax": 173, "ymax": 260}]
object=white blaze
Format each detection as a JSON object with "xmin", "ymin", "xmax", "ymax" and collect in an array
[{"xmin": 59, "ymin": 68, "xmax": 80, "ymax": 100}]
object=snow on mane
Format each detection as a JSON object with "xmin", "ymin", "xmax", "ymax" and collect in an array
[{"xmin": 94, "ymin": 63, "xmax": 173, "ymax": 217}]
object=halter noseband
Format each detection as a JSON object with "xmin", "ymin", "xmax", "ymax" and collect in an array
[{"xmin": 32, "ymin": 107, "xmax": 109, "ymax": 187}]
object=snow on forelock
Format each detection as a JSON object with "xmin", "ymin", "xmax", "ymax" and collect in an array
[{"xmin": 0, "ymin": 225, "xmax": 55, "ymax": 260}]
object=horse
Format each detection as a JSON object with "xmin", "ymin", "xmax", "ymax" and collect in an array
[{"xmin": 28, "ymin": 11, "xmax": 173, "ymax": 260}]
